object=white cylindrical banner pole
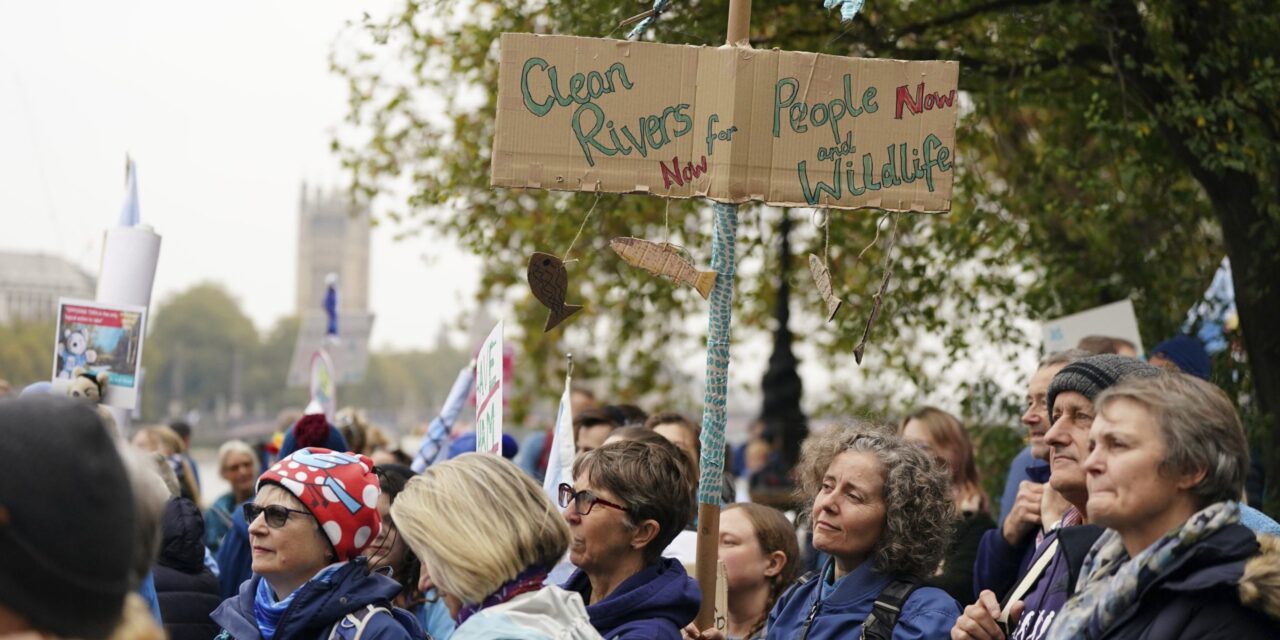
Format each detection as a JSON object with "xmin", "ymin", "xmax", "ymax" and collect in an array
[{"xmin": 96, "ymin": 224, "xmax": 162, "ymax": 434}]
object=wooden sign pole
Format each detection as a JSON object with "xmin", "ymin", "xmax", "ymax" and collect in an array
[{"xmin": 694, "ymin": 1, "xmax": 750, "ymax": 630}]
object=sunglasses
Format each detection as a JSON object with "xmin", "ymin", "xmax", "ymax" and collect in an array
[
  {"xmin": 558, "ymin": 483, "xmax": 628, "ymax": 516},
  {"xmin": 243, "ymin": 503, "xmax": 315, "ymax": 529}
]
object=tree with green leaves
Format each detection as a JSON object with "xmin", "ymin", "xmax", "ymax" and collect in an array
[{"xmin": 333, "ymin": 0, "xmax": 1280, "ymax": 512}]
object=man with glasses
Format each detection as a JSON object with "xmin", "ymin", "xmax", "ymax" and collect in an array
[{"xmin": 559, "ymin": 438, "xmax": 701, "ymax": 640}]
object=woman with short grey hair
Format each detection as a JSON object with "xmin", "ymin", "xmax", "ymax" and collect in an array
[
  {"xmin": 766, "ymin": 422, "xmax": 960, "ymax": 639},
  {"xmin": 561, "ymin": 438, "xmax": 701, "ymax": 639},
  {"xmin": 1048, "ymin": 373, "xmax": 1280, "ymax": 639}
]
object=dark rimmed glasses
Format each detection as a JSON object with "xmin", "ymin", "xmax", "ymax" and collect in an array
[
  {"xmin": 558, "ymin": 483, "xmax": 628, "ymax": 516},
  {"xmin": 243, "ymin": 503, "xmax": 315, "ymax": 529}
]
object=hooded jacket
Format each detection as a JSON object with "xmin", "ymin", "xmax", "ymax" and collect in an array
[
  {"xmin": 766, "ymin": 558, "xmax": 959, "ymax": 640},
  {"xmin": 452, "ymin": 586, "xmax": 603, "ymax": 640},
  {"xmin": 210, "ymin": 558, "xmax": 422, "ymax": 640},
  {"xmin": 1072, "ymin": 526, "xmax": 1280, "ymax": 639},
  {"xmin": 154, "ymin": 497, "xmax": 223, "ymax": 640},
  {"xmin": 563, "ymin": 557, "xmax": 701, "ymax": 640}
]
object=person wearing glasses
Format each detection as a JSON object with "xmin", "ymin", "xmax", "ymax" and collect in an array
[
  {"xmin": 391, "ymin": 453, "xmax": 603, "ymax": 639},
  {"xmin": 559, "ymin": 438, "xmax": 701, "ymax": 639},
  {"xmin": 210, "ymin": 447, "xmax": 421, "ymax": 639},
  {"xmin": 765, "ymin": 424, "xmax": 960, "ymax": 640}
]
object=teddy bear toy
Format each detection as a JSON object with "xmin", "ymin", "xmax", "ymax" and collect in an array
[
  {"xmin": 65, "ymin": 367, "xmax": 119, "ymax": 437},
  {"xmin": 67, "ymin": 366, "xmax": 109, "ymax": 403},
  {"xmin": 57, "ymin": 329, "xmax": 97, "ymax": 379}
]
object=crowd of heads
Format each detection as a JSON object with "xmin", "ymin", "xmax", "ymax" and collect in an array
[{"xmin": 2, "ymin": 325, "xmax": 1275, "ymax": 640}]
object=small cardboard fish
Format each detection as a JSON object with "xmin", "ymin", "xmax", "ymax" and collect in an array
[
  {"xmin": 527, "ymin": 252, "xmax": 583, "ymax": 332},
  {"xmin": 609, "ymin": 237, "xmax": 717, "ymax": 300},
  {"xmin": 808, "ymin": 253, "xmax": 843, "ymax": 322}
]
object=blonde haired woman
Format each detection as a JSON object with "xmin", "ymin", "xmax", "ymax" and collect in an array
[
  {"xmin": 131, "ymin": 425, "xmax": 201, "ymax": 506},
  {"xmin": 393, "ymin": 453, "xmax": 602, "ymax": 639}
]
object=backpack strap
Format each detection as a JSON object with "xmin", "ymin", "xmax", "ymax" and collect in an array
[
  {"xmin": 327, "ymin": 604, "xmax": 394, "ymax": 640},
  {"xmin": 859, "ymin": 579, "xmax": 923, "ymax": 640}
]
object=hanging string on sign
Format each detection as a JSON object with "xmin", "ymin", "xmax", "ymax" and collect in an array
[
  {"xmin": 853, "ymin": 212, "xmax": 901, "ymax": 364},
  {"xmin": 808, "ymin": 209, "xmax": 844, "ymax": 322}
]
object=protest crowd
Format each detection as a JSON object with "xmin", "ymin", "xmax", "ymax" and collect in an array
[{"xmin": 2, "ymin": 331, "xmax": 1279, "ymax": 640}]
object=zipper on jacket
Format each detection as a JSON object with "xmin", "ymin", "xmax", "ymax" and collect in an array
[{"xmin": 797, "ymin": 596, "xmax": 823, "ymax": 640}]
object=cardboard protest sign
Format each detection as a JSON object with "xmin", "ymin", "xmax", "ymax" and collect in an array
[
  {"xmin": 53, "ymin": 298, "xmax": 147, "ymax": 409},
  {"xmin": 1042, "ymin": 299, "xmax": 1144, "ymax": 355},
  {"xmin": 475, "ymin": 320, "xmax": 504, "ymax": 455},
  {"xmin": 493, "ymin": 33, "xmax": 959, "ymax": 212}
]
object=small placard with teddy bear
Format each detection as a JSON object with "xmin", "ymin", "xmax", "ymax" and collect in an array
[{"xmin": 52, "ymin": 298, "xmax": 147, "ymax": 410}]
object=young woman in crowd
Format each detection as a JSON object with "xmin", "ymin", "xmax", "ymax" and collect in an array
[
  {"xmin": 561, "ymin": 438, "xmax": 702, "ymax": 639},
  {"xmin": 900, "ymin": 406, "xmax": 995, "ymax": 603},
  {"xmin": 392, "ymin": 453, "xmax": 602, "ymax": 639},
  {"xmin": 683, "ymin": 503, "xmax": 801, "ymax": 640},
  {"xmin": 205, "ymin": 439, "xmax": 259, "ymax": 552},
  {"xmin": 366, "ymin": 464, "xmax": 456, "ymax": 639},
  {"xmin": 132, "ymin": 425, "xmax": 201, "ymax": 506},
  {"xmin": 765, "ymin": 423, "xmax": 959, "ymax": 639},
  {"xmin": 1047, "ymin": 373, "xmax": 1280, "ymax": 638},
  {"xmin": 210, "ymin": 447, "xmax": 420, "ymax": 639}
]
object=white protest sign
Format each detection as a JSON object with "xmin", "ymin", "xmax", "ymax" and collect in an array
[
  {"xmin": 1042, "ymin": 299, "xmax": 1143, "ymax": 355},
  {"xmin": 475, "ymin": 320, "xmax": 504, "ymax": 455}
]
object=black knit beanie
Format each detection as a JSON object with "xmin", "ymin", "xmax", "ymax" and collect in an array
[
  {"xmin": 1047, "ymin": 353, "xmax": 1163, "ymax": 415},
  {"xmin": 0, "ymin": 395, "xmax": 137, "ymax": 639}
]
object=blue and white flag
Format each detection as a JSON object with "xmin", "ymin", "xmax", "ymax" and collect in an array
[
  {"xmin": 118, "ymin": 156, "xmax": 140, "ymax": 227},
  {"xmin": 412, "ymin": 363, "xmax": 476, "ymax": 473}
]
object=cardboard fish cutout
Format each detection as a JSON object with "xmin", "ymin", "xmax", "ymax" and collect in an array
[
  {"xmin": 610, "ymin": 237, "xmax": 717, "ymax": 299},
  {"xmin": 527, "ymin": 252, "xmax": 583, "ymax": 332},
  {"xmin": 808, "ymin": 253, "xmax": 843, "ymax": 322}
]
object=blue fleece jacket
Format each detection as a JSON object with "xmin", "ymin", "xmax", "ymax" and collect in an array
[
  {"xmin": 766, "ymin": 558, "xmax": 959, "ymax": 640},
  {"xmin": 210, "ymin": 558, "xmax": 421, "ymax": 640},
  {"xmin": 563, "ymin": 557, "xmax": 701, "ymax": 640}
]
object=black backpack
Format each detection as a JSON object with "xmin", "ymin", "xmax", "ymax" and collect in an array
[{"xmin": 789, "ymin": 572, "xmax": 923, "ymax": 640}]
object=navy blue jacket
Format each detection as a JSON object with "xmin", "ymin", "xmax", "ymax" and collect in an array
[
  {"xmin": 564, "ymin": 557, "xmax": 701, "ymax": 640},
  {"xmin": 210, "ymin": 558, "xmax": 422, "ymax": 639},
  {"xmin": 155, "ymin": 497, "xmax": 222, "ymax": 640},
  {"xmin": 216, "ymin": 498, "xmax": 253, "ymax": 599},
  {"xmin": 766, "ymin": 559, "xmax": 959, "ymax": 640},
  {"xmin": 1081, "ymin": 524, "xmax": 1278, "ymax": 639},
  {"xmin": 975, "ymin": 464, "xmax": 1052, "ymax": 599}
]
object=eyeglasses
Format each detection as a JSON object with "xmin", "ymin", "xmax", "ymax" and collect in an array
[
  {"xmin": 243, "ymin": 503, "xmax": 315, "ymax": 529},
  {"xmin": 558, "ymin": 483, "xmax": 628, "ymax": 516}
]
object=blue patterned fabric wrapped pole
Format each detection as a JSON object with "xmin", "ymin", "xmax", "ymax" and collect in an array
[
  {"xmin": 698, "ymin": 202, "xmax": 738, "ymax": 505},
  {"xmin": 824, "ymin": 0, "xmax": 866, "ymax": 22},
  {"xmin": 627, "ymin": 0, "xmax": 673, "ymax": 40}
]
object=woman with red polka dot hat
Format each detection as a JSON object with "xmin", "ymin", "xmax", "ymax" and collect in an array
[{"xmin": 210, "ymin": 448, "xmax": 423, "ymax": 639}]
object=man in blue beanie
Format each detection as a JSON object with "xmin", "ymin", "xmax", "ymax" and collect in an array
[{"xmin": 1149, "ymin": 334, "xmax": 1212, "ymax": 380}]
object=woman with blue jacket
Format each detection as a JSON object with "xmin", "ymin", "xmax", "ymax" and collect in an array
[
  {"xmin": 766, "ymin": 424, "xmax": 960, "ymax": 639},
  {"xmin": 210, "ymin": 448, "xmax": 421, "ymax": 639}
]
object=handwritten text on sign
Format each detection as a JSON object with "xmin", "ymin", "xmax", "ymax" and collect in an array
[
  {"xmin": 493, "ymin": 33, "xmax": 959, "ymax": 213},
  {"xmin": 475, "ymin": 320, "xmax": 504, "ymax": 455}
]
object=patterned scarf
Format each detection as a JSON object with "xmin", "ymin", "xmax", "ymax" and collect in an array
[
  {"xmin": 455, "ymin": 565, "xmax": 550, "ymax": 625},
  {"xmin": 1047, "ymin": 501, "xmax": 1240, "ymax": 639},
  {"xmin": 253, "ymin": 564, "xmax": 343, "ymax": 639}
]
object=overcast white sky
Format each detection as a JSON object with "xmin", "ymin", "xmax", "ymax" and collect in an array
[{"xmin": 0, "ymin": 1, "xmax": 480, "ymax": 351}]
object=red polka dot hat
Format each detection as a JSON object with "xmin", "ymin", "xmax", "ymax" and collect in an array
[{"xmin": 257, "ymin": 447, "xmax": 382, "ymax": 561}]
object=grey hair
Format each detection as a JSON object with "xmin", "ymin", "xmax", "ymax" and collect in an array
[
  {"xmin": 795, "ymin": 421, "xmax": 953, "ymax": 579},
  {"xmin": 120, "ymin": 447, "xmax": 172, "ymax": 586},
  {"xmin": 217, "ymin": 439, "xmax": 260, "ymax": 474},
  {"xmin": 1040, "ymin": 348, "xmax": 1093, "ymax": 369},
  {"xmin": 1095, "ymin": 373, "xmax": 1248, "ymax": 508}
]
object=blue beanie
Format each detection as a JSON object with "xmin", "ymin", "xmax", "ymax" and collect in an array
[
  {"xmin": 1151, "ymin": 335, "xmax": 1211, "ymax": 380},
  {"xmin": 448, "ymin": 431, "xmax": 519, "ymax": 460},
  {"xmin": 278, "ymin": 413, "xmax": 349, "ymax": 458}
]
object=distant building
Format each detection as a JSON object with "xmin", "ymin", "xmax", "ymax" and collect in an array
[
  {"xmin": 0, "ymin": 251, "xmax": 95, "ymax": 324},
  {"xmin": 295, "ymin": 184, "xmax": 371, "ymax": 314},
  {"xmin": 287, "ymin": 185, "xmax": 374, "ymax": 388}
]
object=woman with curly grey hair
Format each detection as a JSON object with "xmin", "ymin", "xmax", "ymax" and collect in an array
[{"xmin": 765, "ymin": 422, "xmax": 960, "ymax": 639}]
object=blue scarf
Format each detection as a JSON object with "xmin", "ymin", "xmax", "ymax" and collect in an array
[{"xmin": 253, "ymin": 564, "xmax": 343, "ymax": 639}]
